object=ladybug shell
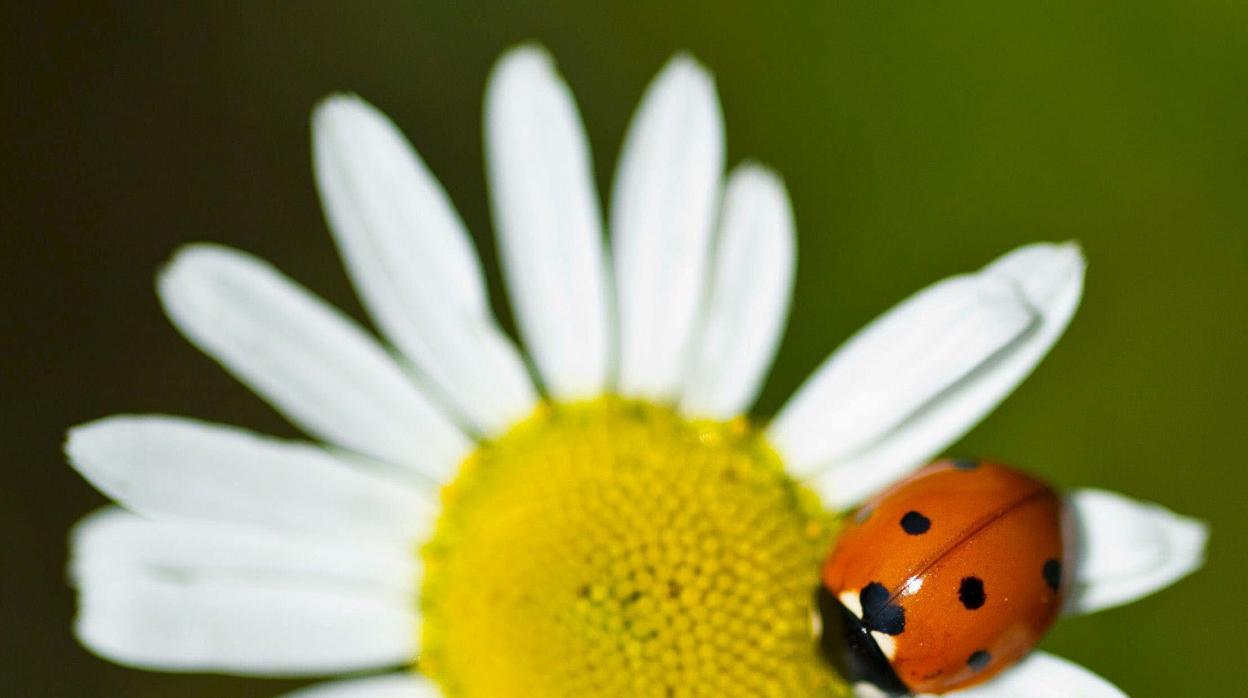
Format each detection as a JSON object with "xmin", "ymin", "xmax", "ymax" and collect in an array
[{"xmin": 819, "ymin": 459, "xmax": 1068, "ymax": 695}]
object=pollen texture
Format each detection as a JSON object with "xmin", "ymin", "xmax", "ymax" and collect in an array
[{"xmin": 420, "ymin": 398, "xmax": 847, "ymax": 697}]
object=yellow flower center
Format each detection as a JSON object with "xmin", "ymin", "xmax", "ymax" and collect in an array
[{"xmin": 419, "ymin": 397, "xmax": 848, "ymax": 697}]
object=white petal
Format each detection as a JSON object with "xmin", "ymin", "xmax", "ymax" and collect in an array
[
  {"xmin": 281, "ymin": 674, "xmax": 436, "ymax": 698},
  {"xmin": 772, "ymin": 271, "xmax": 1033, "ymax": 469},
  {"xmin": 485, "ymin": 45, "xmax": 611, "ymax": 400},
  {"xmin": 313, "ymin": 94, "xmax": 537, "ymax": 435},
  {"xmin": 66, "ymin": 416, "xmax": 436, "ymax": 542},
  {"xmin": 1064, "ymin": 488, "xmax": 1208, "ymax": 614},
  {"xmin": 70, "ymin": 508, "xmax": 418, "ymax": 599},
  {"xmin": 72, "ymin": 517, "xmax": 416, "ymax": 676},
  {"xmin": 611, "ymin": 55, "xmax": 724, "ymax": 400},
  {"xmin": 158, "ymin": 244, "xmax": 470, "ymax": 480},
  {"xmin": 923, "ymin": 651, "xmax": 1126, "ymax": 698},
  {"xmin": 771, "ymin": 242, "xmax": 1084, "ymax": 508},
  {"xmin": 680, "ymin": 164, "xmax": 795, "ymax": 418}
]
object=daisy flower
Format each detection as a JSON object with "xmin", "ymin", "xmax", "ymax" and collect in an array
[{"xmin": 66, "ymin": 45, "xmax": 1207, "ymax": 698}]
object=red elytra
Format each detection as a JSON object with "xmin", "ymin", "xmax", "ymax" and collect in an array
[{"xmin": 818, "ymin": 459, "xmax": 1069, "ymax": 695}]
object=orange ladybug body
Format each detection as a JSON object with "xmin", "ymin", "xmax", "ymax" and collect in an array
[{"xmin": 818, "ymin": 459, "xmax": 1068, "ymax": 695}]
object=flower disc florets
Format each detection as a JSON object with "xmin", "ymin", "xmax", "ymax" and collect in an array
[{"xmin": 420, "ymin": 398, "xmax": 845, "ymax": 697}]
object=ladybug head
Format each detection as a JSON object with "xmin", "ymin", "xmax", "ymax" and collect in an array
[{"xmin": 815, "ymin": 586, "xmax": 911, "ymax": 696}]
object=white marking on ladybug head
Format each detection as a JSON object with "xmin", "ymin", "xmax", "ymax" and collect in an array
[
  {"xmin": 870, "ymin": 630, "xmax": 898, "ymax": 661},
  {"xmin": 839, "ymin": 590, "xmax": 864, "ymax": 619},
  {"xmin": 853, "ymin": 682, "xmax": 891, "ymax": 698}
]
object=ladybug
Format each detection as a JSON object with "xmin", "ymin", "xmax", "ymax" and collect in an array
[{"xmin": 817, "ymin": 458, "xmax": 1069, "ymax": 695}]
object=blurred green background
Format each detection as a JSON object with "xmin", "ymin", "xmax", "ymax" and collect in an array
[{"xmin": 5, "ymin": 1, "xmax": 1245, "ymax": 695}]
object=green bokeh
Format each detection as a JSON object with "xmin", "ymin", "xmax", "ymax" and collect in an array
[{"xmin": 7, "ymin": 2, "xmax": 1244, "ymax": 695}]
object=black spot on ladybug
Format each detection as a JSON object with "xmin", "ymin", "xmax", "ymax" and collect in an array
[
  {"xmin": 816, "ymin": 587, "xmax": 910, "ymax": 696},
  {"xmin": 859, "ymin": 583, "xmax": 889, "ymax": 611},
  {"xmin": 967, "ymin": 650, "xmax": 992, "ymax": 671},
  {"xmin": 900, "ymin": 510, "xmax": 931, "ymax": 535},
  {"xmin": 1043, "ymin": 559, "xmax": 1062, "ymax": 592},
  {"xmin": 958, "ymin": 576, "xmax": 986, "ymax": 610},
  {"xmin": 951, "ymin": 458, "xmax": 980, "ymax": 470},
  {"xmin": 860, "ymin": 582, "xmax": 906, "ymax": 635}
]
